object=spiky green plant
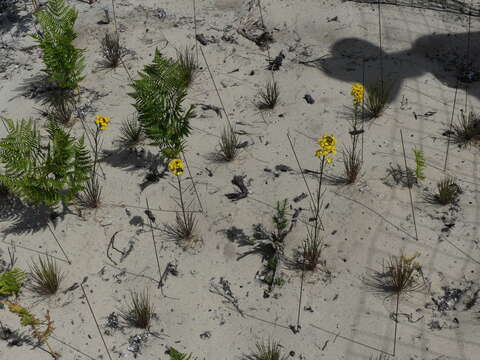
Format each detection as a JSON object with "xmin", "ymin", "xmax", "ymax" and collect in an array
[
  {"xmin": 244, "ymin": 339, "xmax": 288, "ymax": 360},
  {"xmin": 0, "ymin": 118, "xmax": 91, "ymax": 207},
  {"xmin": 412, "ymin": 148, "xmax": 425, "ymax": 181},
  {"xmin": 120, "ymin": 289, "xmax": 154, "ymax": 329},
  {"xmin": 169, "ymin": 348, "xmax": 198, "ymax": 360},
  {"xmin": 31, "ymin": 0, "xmax": 84, "ymax": 90},
  {"xmin": 0, "ymin": 269, "xmax": 26, "ymax": 296},
  {"xmin": 129, "ymin": 49, "xmax": 194, "ymax": 159},
  {"xmin": 29, "ymin": 256, "xmax": 64, "ymax": 295}
]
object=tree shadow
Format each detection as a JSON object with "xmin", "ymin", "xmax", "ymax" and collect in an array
[{"xmin": 312, "ymin": 31, "xmax": 480, "ymax": 102}]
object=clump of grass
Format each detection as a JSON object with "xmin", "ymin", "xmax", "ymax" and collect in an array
[
  {"xmin": 449, "ymin": 111, "xmax": 480, "ymax": 146},
  {"xmin": 177, "ymin": 46, "xmax": 197, "ymax": 87},
  {"xmin": 300, "ymin": 235, "xmax": 322, "ymax": 271},
  {"xmin": 119, "ymin": 114, "xmax": 144, "ymax": 147},
  {"xmin": 257, "ymin": 80, "xmax": 279, "ymax": 110},
  {"xmin": 343, "ymin": 143, "xmax": 362, "ymax": 184},
  {"xmin": 78, "ymin": 177, "xmax": 102, "ymax": 208},
  {"xmin": 217, "ymin": 125, "xmax": 240, "ymax": 161},
  {"xmin": 435, "ymin": 177, "xmax": 461, "ymax": 205},
  {"xmin": 29, "ymin": 256, "xmax": 64, "ymax": 295},
  {"xmin": 365, "ymin": 81, "xmax": 390, "ymax": 118},
  {"xmin": 164, "ymin": 211, "xmax": 198, "ymax": 245},
  {"xmin": 120, "ymin": 289, "xmax": 154, "ymax": 329},
  {"xmin": 47, "ymin": 92, "xmax": 76, "ymax": 125},
  {"xmin": 244, "ymin": 339, "xmax": 288, "ymax": 360},
  {"xmin": 364, "ymin": 254, "xmax": 424, "ymax": 356},
  {"xmin": 101, "ymin": 31, "xmax": 122, "ymax": 68}
]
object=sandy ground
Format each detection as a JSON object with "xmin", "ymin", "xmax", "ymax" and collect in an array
[{"xmin": 1, "ymin": 0, "xmax": 480, "ymax": 359}]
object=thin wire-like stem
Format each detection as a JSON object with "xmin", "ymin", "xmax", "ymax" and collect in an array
[
  {"xmin": 145, "ymin": 198, "xmax": 162, "ymax": 289},
  {"xmin": 177, "ymin": 176, "xmax": 188, "ymax": 228},
  {"xmin": 192, "ymin": 0, "xmax": 199, "ymax": 65},
  {"xmin": 199, "ymin": 46, "xmax": 233, "ymax": 129},
  {"xmin": 392, "ymin": 292, "xmax": 400, "ymax": 356},
  {"xmin": 256, "ymin": 0, "xmax": 275, "ymax": 82},
  {"xmin": 295, "ymin": 255, "xmax": 306, "ymax": 331},
  {"xmin": 80, "ymin": 284, "xmax": 113, "ymax": 360},
  {"xmin": 361, "ymin": 60, "xmax": 366, "ymax": 162},
  {"xmin": 313, "ymin": 157, "xmax": 325, "ymax": 242},
  {"xmin": 377, "ymin": 0, "xmax": 384, "ymax": 92},
  {"xmin": 443, "ymin": 82, "xmax": 458, "ymax": 171},
  {"xmin": 182, "ymin": 151, "xmax": 204, "ymax": 213},
  {"xmin": 400, "ymin": 130, "xmax": 419, "ymax": 242},
  {"xmin": 47, "ymin": 223, "xmax": 71, "ymax": 265},
  {"xmin": 286, "ymin": 133, "xmax": 323, "ymax": 230}
]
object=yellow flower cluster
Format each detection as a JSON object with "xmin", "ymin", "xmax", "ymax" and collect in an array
[
  {"xmin": 168, "ymin": 159, "xmax": 184, "ymax": 176},
  {"xmin": 351, "ymin": 83, "xmax": 365, "ymax": 105},
  {"xmin": 95, "ymin": 115, "xmax": 111, "ymax": 130},
  {"xmin": 315, "ymin": 135, "xmax": 337, "ymax": 164}
]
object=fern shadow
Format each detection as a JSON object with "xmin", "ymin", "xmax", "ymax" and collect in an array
[{"xmin": 0, "ymin": 195, "xmax": 55, "ymax": 235}]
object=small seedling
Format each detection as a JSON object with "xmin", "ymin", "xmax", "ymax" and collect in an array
[
  {"xmin": 343, "ymin": 143, "xmax": 362, "ymax": 184},
  {"xmin": 168, "ymin": 347, "xmax": 198, "ymax": 360},
  {"xmin": 257, "ymin": 80, "xmax": 279, "ymax": 110},
  {"xmin": 29, "ymin": 256, "xmax": 64, "ymax": 295},
  {"xmin": 449, "ymin": 111, "xmax": 480, "ymax": 146},
  {"xmin": 435, "ymin": 177, "xmax": 461, "ymax": 205},
  {"xmin": 365, "ymin": 81, "xmax": 390, "ymax": 118},
  {"xmin": 119, "ymin": 115, "xmax": 144, "ymax": 147},
  {"xmin": 244, "ymin": 338, "xmax": 288, "ymax": 360},
  {"xmin": 101, "ymin": 31, "xmax": 122, "ymax": 68},
  {"xmin": 177, "ymin": 46, "xmax": 197, "ymax": 87},
  {"xmin": 217, "ymin": 125, "xmax": 240, "ymax": 161},
  {"xmin": 120, "ymin": 289, "xmax": 154, "ymax": 329},
  {"xmin": 300, "ymin": 235, "xmax": 322, "ymax": 271},
  {"xmin": 412, "ymin": 148, "xmax": 426, "ymax": 181}
]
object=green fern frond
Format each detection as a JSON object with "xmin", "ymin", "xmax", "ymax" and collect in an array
[
  {"xmin": 413, "ymin": 148, "xmax": 426, "ymax": 181},
  {"xmin": 31, "ymin": 0, "xmax": 84, "ymax": 90},
  {"xmin": 169, "ymin": 348, "xmax": 197, "ymax": 360},
  {"xmin": 0, "ymin": 268, "xmax": 27, "ymax": 295},
  {"xmin": 129, "ymin": 49, "xmax": 194, "ymax": 158},
  {"xmin": 0, "ymin": 118, "xmax": 92, "ymax": 207}
]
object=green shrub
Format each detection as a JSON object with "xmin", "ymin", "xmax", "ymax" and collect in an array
[
  {"xmin": 31, "ymin": 0, "xmax": 85, "ymax": 90},
  {"xmin": 129, "ymin": 49, "xmax": 194, "ymax": 159},
  {"xmin": 0, "ymin": 118, "xmax": 91, "ymax": 207}
]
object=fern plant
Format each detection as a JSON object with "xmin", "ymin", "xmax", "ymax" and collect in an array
[
  {"xmin": 412, "ymin": 148, "xmax": 426, "ymax": 181},
  {"xmin": 0, "ymin": 268, "xmax": 26, "ymax": 296},
  {"xmin": 31, "ymin": 0, "xmax": 85, "ymax": 90},
  {"xmin": 169, "ymin": 348, "xmax": 198, "ymax": 360},
  {"xmin": 0, "ymin": 118, "xmax": 91, "ymax": 207},
  {"xmin": 129, "ymin": 49, "xmax": 194, "ymax": 159}
]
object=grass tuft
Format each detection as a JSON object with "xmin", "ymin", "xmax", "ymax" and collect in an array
[
  {"xmin": 343, "ymin": 144, "xmax": 362, "ymax": 184},
  {"xmin": 164, "ymin": 212, "xmax": 198, "ymax": 246},
  {"xmin": 244, "ymin": 339, "xmax": 288, "ymax": 360},
  {"xmin": 29, "ymin": 256, "xmax": 64, "ymax": 295},
  {"xmin": 101, "ymin": 31, "xmax": 122, "ymax": 68},
  {"xmin": 300, "ymin": 235, "xmax": 322, "ymax": 271},
  {"xmin": 177, "ymin": 46, "xmax": 197, "ymax": 87},
  {"xmin": 78, "ymin": 176, "xmax": 102, "ymax": 208},
  {"xmin": 435, "ymin": 177, "xmax": 461, "ymax": 205},
  {"xmin": 365, "ymin": 81, "xmax": 390, "ymax": 118},
  {"xmin": 448, "ymin": 111, "xmax": 480, "ymax": 146},
  {"xmin": 217, "ymin": 125, "xmax": 240, "ymax": 161},
  {"xmin": 120, "ymin": 289, "xmax": 154, "ymax": 329},
  {"xmin": 119, "ymin": 114, "xmax": 144, "ymax": 147},
  {"xmin": 257, "ymin": 80, "xmax": 279, "ymax": 110}
]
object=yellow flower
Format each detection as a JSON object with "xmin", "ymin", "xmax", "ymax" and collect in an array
[
  {"xmin": 315, "ymin": 135, "xmax": 337, "ymax": 163},
  {"xmin": 168, "ymin": 159, "xmax": 184, "ymax": 176},
  {"xmin": 351, "ymin": 83, "xmax": 365, "ymax": 105},
  {"xmin": 95, "ymin": 115, "xmax": 111, "ymax": 130}
]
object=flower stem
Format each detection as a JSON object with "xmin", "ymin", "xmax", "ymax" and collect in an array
[
  {"xmin": 177, "ymin": 175, "xmax": 187, "ymax": 227},
  {"xmin": 313, "ymin": 156, "xmax": 325, "ymax": 243}
]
